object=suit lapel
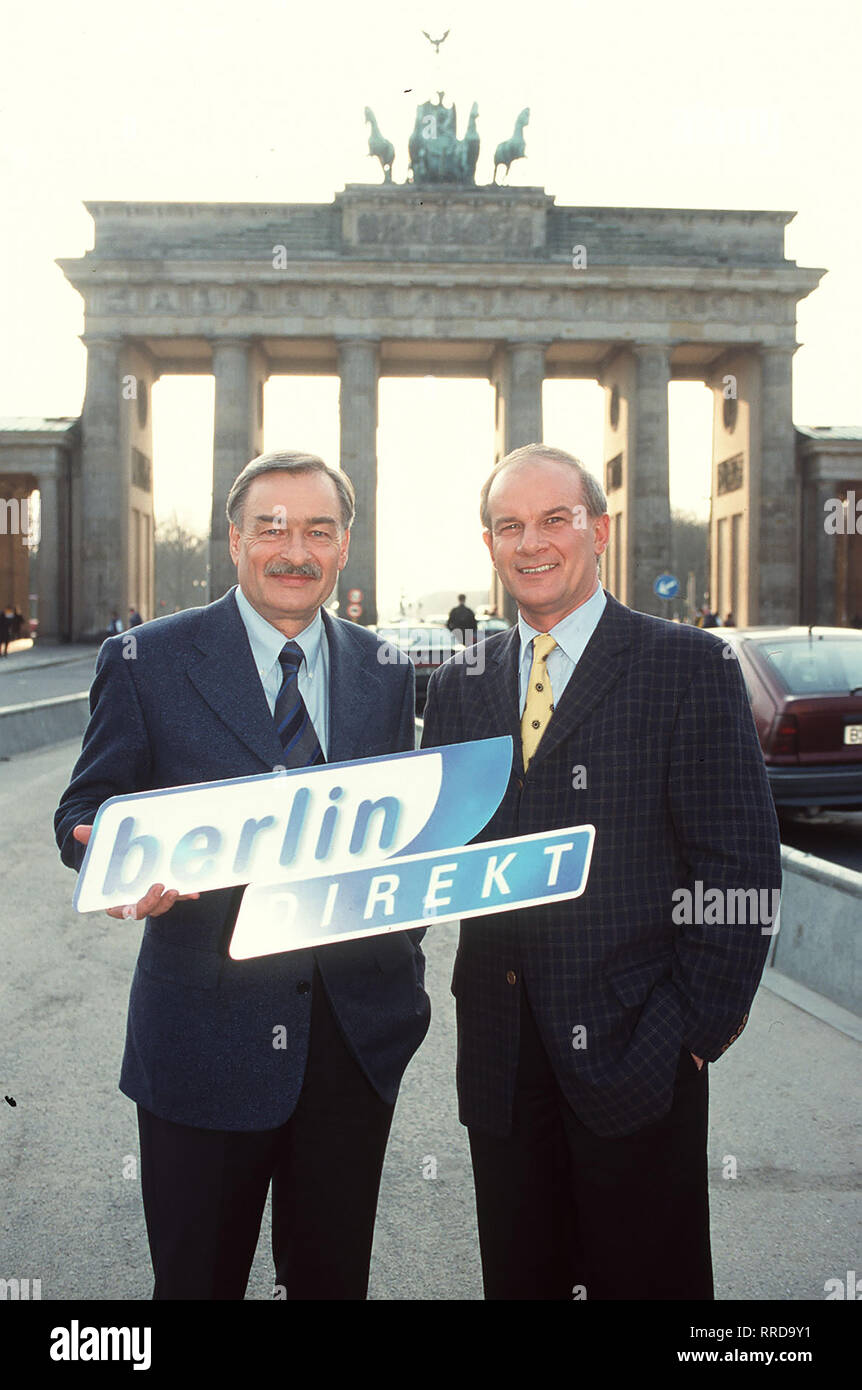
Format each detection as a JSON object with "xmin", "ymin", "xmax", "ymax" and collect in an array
[
  {"xmin": 478, "ymin": 627, "xmax": 525, "ymax": 776},
  {"xmin": 528, "ymin": 591, "xmax": 633, "ymax": 769},
  {"xmin": 323, "ymin": 609, "xmax": 386, "ymax": 764},
  {"xmin": 187, "ymin": 589, "xmax": 284, "ymax": 769}
]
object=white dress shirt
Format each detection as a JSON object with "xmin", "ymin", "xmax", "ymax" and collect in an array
[
  {"xmin": 517, "ymin": 585, "xmax": 607, "ymax": 715},
  {"xmin": 234, "ymin": 586, "xmax": 330, "ymax": 756}
]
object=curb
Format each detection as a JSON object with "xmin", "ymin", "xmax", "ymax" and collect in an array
[
  {"xmin": 760, "ymin": 966, "xmax": 862, "ymax": 1041},
  {"xmin": 0, "ymin": 692, "xmax": 89, "ymax": 759}
]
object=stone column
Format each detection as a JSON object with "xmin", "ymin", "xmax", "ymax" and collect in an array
[
  {"xmin": 813, "ymin": 475, "xmax": 837, "ymax": 625},
  {"xmin": 34, "ymin": 459, "xmax": 65, "ymax": 641},
  {"xmin": 599, "ymin": 350, "xmax": 637, "ymax": 605},
  {"xmin": 492, "ymin": 341, "xmax": 546, "ymax": 457},
  {"xmin": 708, "ymin": 350, "xmax": 757, "ymax": 626},
  {"xmin": 490, "ymin": 341, "xmax": 547, "ymax": 620},
  {"xmin": 759, "ymin": 346, "xmax": 798, "ymax": 623},
  {"xmin": 631, "ymin": 345, "xmax": 672, "ymax": 617},
  {"xmin": 77, "ymin": 337, "xmax": 127, "ymax": 638},
  {"xmin": 210, "ymin": 339, "xmax": 267, "ymax": 599},
  {"xmin": 0, "ymin": 475, "xmax": 35, "ymax": 632},
  {"xmin": 506, "ymin": 341, "xmax": 546, "ymax": 449},
  {"xmin": 337, "ymin": 338, "xmax": 379, "ymax": 626},
  {"xmin": 123, "ymin": 344, "xmax": 158, "ymax": 622}
]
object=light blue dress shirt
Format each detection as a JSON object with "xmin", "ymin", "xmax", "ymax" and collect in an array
[
  {"xmin": 234, "ymin": 586, "xmax": 330, "ymax": 756},
  {"xmin": 517, "ymin": 584, "xmax": 607, "ymax": 715}
]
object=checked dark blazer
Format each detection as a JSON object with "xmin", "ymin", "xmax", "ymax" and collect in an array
[
  {"xmin": 421, "ymin": 590, "xmax": 782, "ymax": 1139},
  {"xmin": 55, "ymin": 588, "xmax": 430, "ymax": 1131}
]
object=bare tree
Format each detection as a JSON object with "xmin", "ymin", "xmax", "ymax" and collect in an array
[
  {"xmin": 670, "ymin": 511, "xmax": 708, "ymax": 621},
  {"xmin": 154, "ymin": 514, "xmax": 209, "ymax": 614}
]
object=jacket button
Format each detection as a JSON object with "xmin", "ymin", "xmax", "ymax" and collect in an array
[
  {"xmin": 506, "ymin": 970, "xmax": 517, "ymax": 985},
  {"xmin": 296, "ymin": 980, "xmax": 310, "ymax": 995}
]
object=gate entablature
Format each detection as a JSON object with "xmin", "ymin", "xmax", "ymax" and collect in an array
[{"xmin": 58, "ymin": 187, "xmax": 823, "ymax": 635}]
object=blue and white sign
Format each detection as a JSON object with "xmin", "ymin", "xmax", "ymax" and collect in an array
[
  {"xmin": 229, "ymin": 825, "xmax": 595, "ymax": 957},
  {"xmin": 74, "ymin": 736, "xmax": 597, "ymax": 957},
  {"xmin": 653, "ymin": 572, "xmax": 680, "ymax": 599},
  {"xmin": 74, "ymin": 738, "xmax": 513, "ymax": 912}
]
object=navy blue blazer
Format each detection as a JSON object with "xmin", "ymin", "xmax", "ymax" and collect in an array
[
  {"xmin": 422, "ymin": 591, "xmax": 781, "ymax": 1139},
  {"xmin": 55, "ymin": 589, "xmax": 430, "ymax": 1131}
]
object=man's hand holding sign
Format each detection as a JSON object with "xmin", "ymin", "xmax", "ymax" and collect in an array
[{"xmin": 70, "ymin": 825, "xmax": 201, "ymax": 920}]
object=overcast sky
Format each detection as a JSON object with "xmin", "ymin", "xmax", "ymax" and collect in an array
[{"xmin": 2, "ymin": 0, "xmax": 860, "ymax": 613}]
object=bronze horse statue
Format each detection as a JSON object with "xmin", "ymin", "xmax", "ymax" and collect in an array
[
  {"xmin": 364, "ymin": 107, "xmax": 395, "ymax": 183},
  {"xmin": 493, "ymin": 107, "xmax": 530, "ymax": 183},
  {"xmin": 459, "ymin": 101, "xmax": 480, "ymax": 183}
]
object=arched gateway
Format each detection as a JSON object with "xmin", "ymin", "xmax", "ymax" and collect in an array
[{"xmin": 21, "ymin": 180, "xmax": 824, "ymax": 638}]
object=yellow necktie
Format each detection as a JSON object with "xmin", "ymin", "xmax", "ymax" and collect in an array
[{"xmin": 521, "ymin": 633, "xmax": 557, "ymax": 770}]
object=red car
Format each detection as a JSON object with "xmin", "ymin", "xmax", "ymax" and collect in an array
[{"xmin": 719, "ymin": 626, "xmax": 862, "ymax": 811}]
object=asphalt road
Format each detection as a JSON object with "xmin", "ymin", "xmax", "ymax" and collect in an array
[
  {"xmin": 0, "ymin": 738, "xmax": 859, "ymax": 1303},
  {"xmin": 0, "ymin": 649, "xmax": 97, "ymax": 709}
]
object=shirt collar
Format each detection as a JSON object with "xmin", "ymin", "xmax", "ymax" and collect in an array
[
  {"xmin": 234, "ymin": 585, "xmax": 324, "ymax": 677},
  {"xmin": 518, "ymin": 584, "xmax": 607, "ymax": 662}
]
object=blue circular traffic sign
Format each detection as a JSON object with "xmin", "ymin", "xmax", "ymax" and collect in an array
[{"xmin": 654, "ymin": 573, "xmax": 680, "ymax": 600}]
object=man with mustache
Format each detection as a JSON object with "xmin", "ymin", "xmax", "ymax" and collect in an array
[
  {"xmin": 55, "ymin": 451, "xmax": 430, "ymax": 1300},
  {"xmin": 422, "ymin": 443, "xmax": 780, "ymax": 1301}
]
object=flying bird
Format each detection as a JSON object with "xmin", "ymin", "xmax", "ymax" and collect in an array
[{"xmin": 422, "ymin": 28, "xmax": 450, "ymax": 54}]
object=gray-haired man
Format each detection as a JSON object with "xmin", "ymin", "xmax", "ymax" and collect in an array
[{"xmin": 55, "ymin": 451, "xmax": 430, "ymax": 1300}]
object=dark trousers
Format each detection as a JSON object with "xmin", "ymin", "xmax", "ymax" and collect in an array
[
  {"xmin": 467, "ymin": 985, "xmax": 714, "ymax": 1301},
  {"xmin": 136, "ymin": 968, "xmax": 395, "ymax": 1300}
]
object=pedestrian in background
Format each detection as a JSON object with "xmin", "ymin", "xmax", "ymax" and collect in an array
[
  {"xmin": 0, "ymin": 605, "xmax": 12, "ymax": 656},
  {"xmin": 447, "ymin": 592, "xmax": 477, "ymax": 647}
]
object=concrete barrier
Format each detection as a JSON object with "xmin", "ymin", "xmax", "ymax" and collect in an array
[
  {"xmin": 769, "ymin": 847, "xmax": 861, "ymax": 1015},
  {"xmin": 0, "ymin": 692, "xmax": 89, "ymax": 759}
]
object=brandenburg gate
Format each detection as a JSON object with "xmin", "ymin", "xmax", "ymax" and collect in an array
[{"xmin": 57, "ymin": 177, "xmax": 823, "ymax": 636}]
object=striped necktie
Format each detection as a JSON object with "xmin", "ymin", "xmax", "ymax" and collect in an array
[
  {"xmin": 274, "ymin": 641, "xmax": 325, "ymax": 768},
  {"xmin": 521, "ymin": 632, "xmax": 557, "ymax": 770}
]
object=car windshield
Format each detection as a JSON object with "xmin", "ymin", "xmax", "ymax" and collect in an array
[
  {"xmin": 753, "ymin": 636, "xmax": 862, "ymax": 695},
  {"xmin": 378, "ymin": 627, "xmax": 460, "ymax": 651}
]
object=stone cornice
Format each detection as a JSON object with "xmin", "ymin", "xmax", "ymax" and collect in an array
[
  {"xmin": 79, "ymin": 196, "xmax": 797, "ymax": 224},
  {"xmin": 58, "ymin": 259, "xmax": 824, "ymax": 297},
  {"xmin": 69, "ymin": 278, "xmax": 807, "ymax": 340}
]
